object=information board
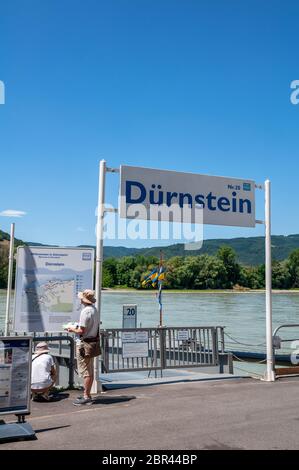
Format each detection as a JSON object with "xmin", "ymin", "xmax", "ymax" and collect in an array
[
  {"xmin": 0, "ymin": 336, "xmax": 32, "ymax": 415},
  {"xmin": 177, "ymin": 330, "xmax": 189, "ymax": 341},
  {"xmin": 14, "ymin": 247, "xmax": 94, "ymax": 332},
  {"xmin": 122, "ymin": 330, "xmax": 149, "ymax": 359}
]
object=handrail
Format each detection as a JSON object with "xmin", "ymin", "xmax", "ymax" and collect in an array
[
  {"xmin": 103, "ymin": 326, "xmax": 226, "ymax": 331},
  {"xmin": 272, "ymin": 324, "xmax": 299, "ymax": 369},
  {"xmin": 273, "ymin": 324, "xmax": 299, "ymax": 338}
]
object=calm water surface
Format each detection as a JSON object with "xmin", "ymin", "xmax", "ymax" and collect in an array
[
  {"xmin": 2, "ymin": 289, "xmax": 299, "ymax": 377},
  {"xmin": 1, "ymin": 290, "xmax": 299, "ymax": 351}
]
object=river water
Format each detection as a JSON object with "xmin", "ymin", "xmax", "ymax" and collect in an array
[{"xmin": 1, "ymin": 290, "xmax": 299, "ymax": 376}]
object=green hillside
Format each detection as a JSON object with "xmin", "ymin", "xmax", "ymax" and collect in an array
[
  {"xmin": 0, "ymin": 230, "xmax": 25, "ymax": 248},
  {"xmin": 103, "ymin": 234, "xmax": 299, "ymax": 266},
  {"xmin": 1, "ymin": 230, "xmax": 299, "ymax": 266}
]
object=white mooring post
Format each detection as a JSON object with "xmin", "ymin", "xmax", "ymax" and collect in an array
[
  {"xmin": 265, "ymin": 180, "xmax": 275, "ymax": 382},
  {"xmin": 4, "ymin": 223, "xmax": 15, "ymax": 336},
  {"xmin": 93, "ymin": 159, "xmax": 107, "ymax": 394}
]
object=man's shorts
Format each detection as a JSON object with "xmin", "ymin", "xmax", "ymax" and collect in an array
[{"xmin": 76, "ymin": 344, "xmax": 94, "ymax": 378}]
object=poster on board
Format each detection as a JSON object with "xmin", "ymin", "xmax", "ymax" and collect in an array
[
  {"xmin": 122, "ymin": 330, "xmax": 149, "ymax": 359},
  {"xmin": 14, "ymin": 247, "xmax": 94, "ymax": 332},
  {"xmin": 0, "ymin": 336, "xmax": 32, "ymax": 415}
]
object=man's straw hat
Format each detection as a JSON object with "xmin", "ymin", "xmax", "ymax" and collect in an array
[{"xmin": 78, "ymin": 289, "xmax": 96, "ymax": 305}]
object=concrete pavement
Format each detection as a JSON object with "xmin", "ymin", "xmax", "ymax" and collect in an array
[{"xmin": 2, "ymin": 376, "xmax": 299, "ymax": 450}]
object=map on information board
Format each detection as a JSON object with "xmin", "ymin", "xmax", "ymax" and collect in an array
[
  {"xmin": 21, "ymin": 275, "xmax": 75, "ymax": 314},
  {"xmin": 14, "ymin": 247, "xmax": 94, "ymax": 332}
]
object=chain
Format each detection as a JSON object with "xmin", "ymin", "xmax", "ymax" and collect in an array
[{"xmin": 224, "ymin": 331, "xmax": 266, "ymax": 348}]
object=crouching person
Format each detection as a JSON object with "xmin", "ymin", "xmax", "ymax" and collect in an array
[
  {"xmin": 67, "ymin": 289, "xmax": 100, "ymax": 406},
  {"xmin": 31, "ymin": 342, "xmax": 57, "ymax": 401}
]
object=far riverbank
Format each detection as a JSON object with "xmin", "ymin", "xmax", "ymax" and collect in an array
[
  {"xmin": 105, "ymin": 288, "xmax": 299, "ymax": 294},
  {"xmin": 1, "ymin": 288, "xmax": 299, "ymax": 295}
]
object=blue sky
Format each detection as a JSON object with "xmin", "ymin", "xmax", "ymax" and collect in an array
[{"xmin": 0, "ymin": 0, "xmax": 298, "ymax": 248}]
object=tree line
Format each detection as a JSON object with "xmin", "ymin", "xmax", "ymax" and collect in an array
[
  {"xmin": 0, "ymin": 243, "xmax": 10, "ymax": 289},
  {"xmin": 102, "ymin": 246, "xmax": 299, "ymax": 290},
  {"xmin": 0, "ymin": 244, "xmax": 299, "ymax": 290}
]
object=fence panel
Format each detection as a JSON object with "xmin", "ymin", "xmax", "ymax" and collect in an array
[{"xmin": 101, "ymin": 326, "xmax": 221, "ymax": 373}]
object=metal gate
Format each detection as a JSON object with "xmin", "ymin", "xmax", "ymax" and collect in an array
[{"xmin": 101, "ymin": 326, "xmax": 223, "ymax": 373}]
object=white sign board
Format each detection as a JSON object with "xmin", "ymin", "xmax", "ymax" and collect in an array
[
  {"xmin": 14, "ymin": 247, "xmax": 94, "ymax": 332},
  {"xmin": 122, "ymin": 304, "xmax": 137, "ymax": 329},
  {"xmin": 0, "ymin": 337, "xmax": 32, "ymax": 415},
  {"xmin": 177, "ymin": 330, "xmax": 189, "ymax": 341},
  {"xmin": 119, "ymin": 165, "xmax": 256, "ymax": 227},
  {"xmin": 122, "ymin": 342, "xmax": 149, "ymax": 358},
  {"xmin": 122, "ymin": 330, "xmax": 149, "ymax": 358},
  {"xmin": 122, "ymin": 331, "xmax": 149, "ymax": 343}
]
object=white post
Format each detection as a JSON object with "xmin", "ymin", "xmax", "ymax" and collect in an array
[
  {"xmin": 5, "ymin": 223, "xmax": 15, "ymax": 336},
  {"xmin": 92, "ymin": 159, "xmax": 106, "ymax": 393},
  {"xmin": 265, "ymin": 180, "xmax": 275, "ymax": 381}
]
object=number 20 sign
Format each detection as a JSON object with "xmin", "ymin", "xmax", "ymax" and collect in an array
[{"xmin": 122, "ymin": 305, "xmax": 137, "ymax": 329}]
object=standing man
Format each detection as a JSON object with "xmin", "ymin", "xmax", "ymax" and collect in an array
[{"xmin": 68, "ymin": 289, "xmax": 99, "ymax": 406}]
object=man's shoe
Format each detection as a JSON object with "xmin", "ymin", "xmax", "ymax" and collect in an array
[{"xmin": 73, "ymin": 397, "xmax": 93, "ymax": 406}]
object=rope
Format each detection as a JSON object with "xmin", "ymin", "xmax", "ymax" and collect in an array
[
  {"xmin": 232, "ymin": 352, "xmax": 266, "ymax": 365},
  {"xmin": 224, "ymin": 331, "xmax": 266, "ymax": 348},
  {"xmin": 233, "ymin": 364, "xmax": 264, "ymax": 379},
  {"xmin": 231, "ymin": 352, "xmax": 266, "ymax": 378}
]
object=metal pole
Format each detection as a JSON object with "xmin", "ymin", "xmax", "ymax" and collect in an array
[
  {"xmin": 92, "ymin": 159, "xmax": 106, "ymax": 393},
  {"xmin": 159, "ymin": 250, "xmax": 163, "ymax": 327},
  {"xmin": 265, "ymin": 180, "xmax": 275, "ymax": 381},
  {"xmin": 5, "ymin": 223, "xmax": 15, "ymax": 336}
]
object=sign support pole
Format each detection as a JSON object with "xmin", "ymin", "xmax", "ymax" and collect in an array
[
  {"xmin": 159, "ymin": 250, "xmax": 163, "ymax": 328},
  {"xmin": 93, "ymin": 159, "xmax": 106, "ymax": 394},
  {"xmin": 265, "ymin": 179, "xmax": 275, "ymax": 381},
  {"xmin": 5, "ymin": 223, "xmax": 15, "ymax": 336}
]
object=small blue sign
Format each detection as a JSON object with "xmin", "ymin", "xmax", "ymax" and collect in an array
[
  {"xmin": 82, "ymin": 252, "xmax": 92, "ymax": 261},
  {"xmin": 243, "ymin": 183, "xmax": 251, "ymax": 191}
]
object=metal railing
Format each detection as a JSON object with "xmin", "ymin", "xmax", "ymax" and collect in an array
[
  {"xmin": 4, "ymin": 331, "xmax": 76, "ymax": 389},
  {"xmin": 163, "ymin": 327, "xmax": 218, "ymax": 368},
  {"xmin": 32, "ymin": 335, "xmax": 75, "ymax": 388},
  {"xmin": 273, "ymin": 324, "xmax": 299, "ymax": 368},
  {"xmin": 101, "ymin": 328, "xmax": 163, "ymax": 373},
  {"xmin": 273, "ymin": 324, "xmax": 299, "ymax": 345},
  {"xmin": 2, "ymin": 325, "xmax": 229, "ymax": 382},
  {"xmin": 101, "ymin": 326, "xmax": 224, "ymax": 373}
]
